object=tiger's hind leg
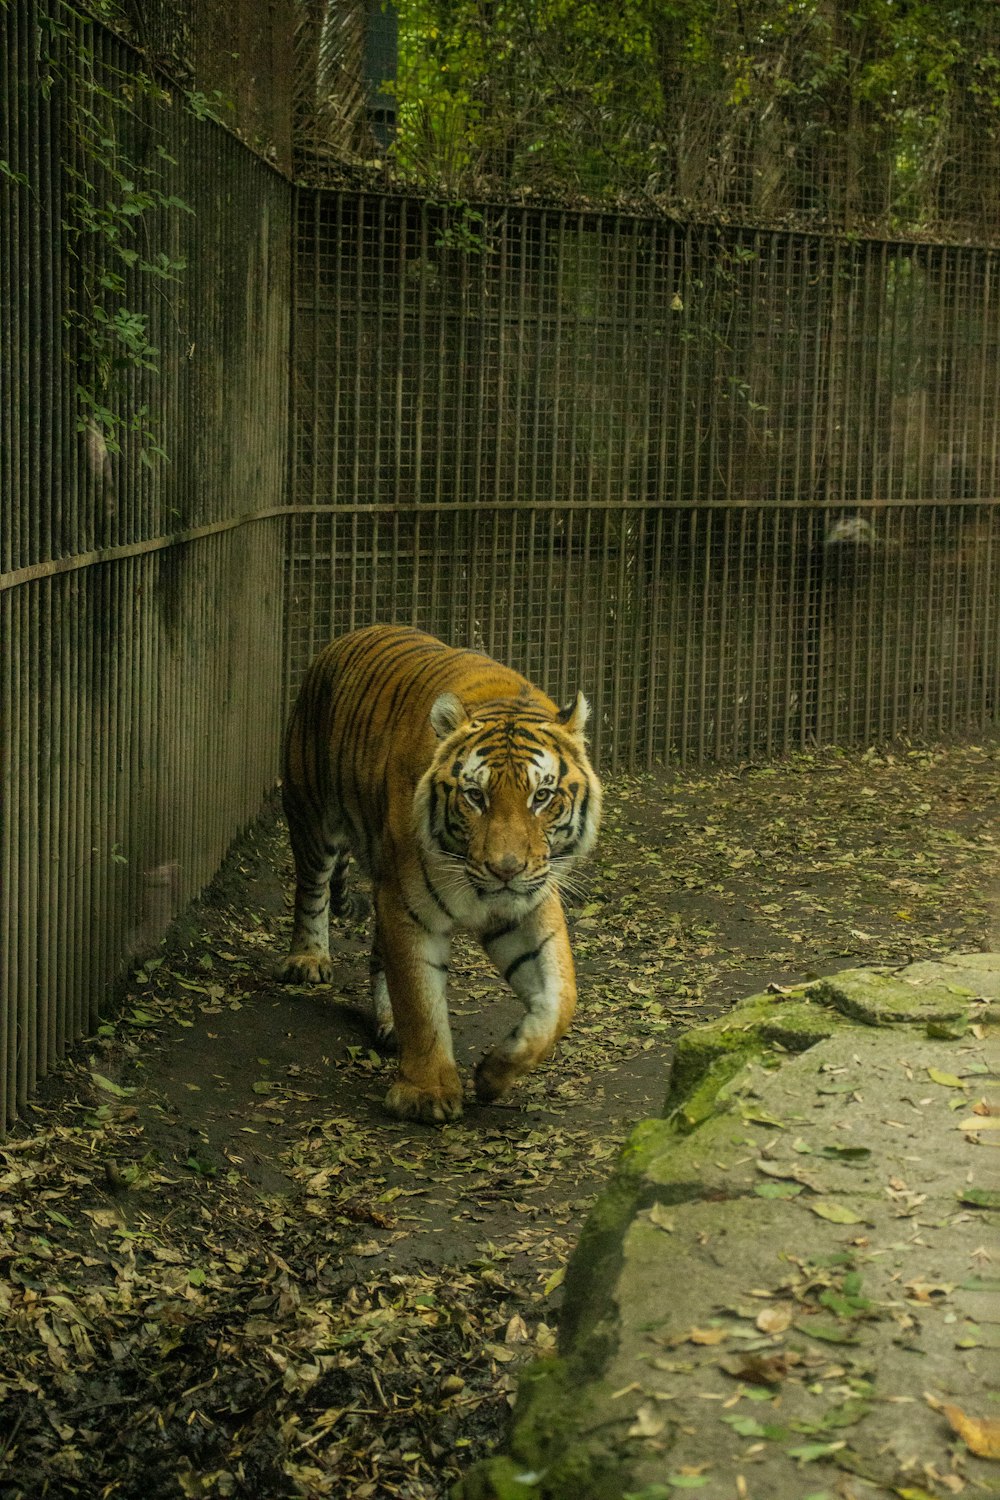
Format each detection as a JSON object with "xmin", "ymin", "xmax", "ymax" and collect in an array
[
  {"xmin": 279, "ymin": 789, "xmax": 351, "ymax": 984},
  {"xmin": 368, "ymin": 919, "xmax": 396, "ymax": 1050}
]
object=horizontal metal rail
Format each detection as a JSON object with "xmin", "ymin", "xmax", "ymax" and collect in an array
[{"xmin": 0, "ymin": 508, "xmax": 295, "ymax": 593}]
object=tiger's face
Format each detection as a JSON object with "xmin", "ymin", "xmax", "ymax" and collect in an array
[{"xmin": 414, "ymin": 691, "xmax": 601, "ymax": 914}]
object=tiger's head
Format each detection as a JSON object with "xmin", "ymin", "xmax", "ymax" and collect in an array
[{"xmin": 413, "ymin": 690, "xmax": 602, "ymax": 911}]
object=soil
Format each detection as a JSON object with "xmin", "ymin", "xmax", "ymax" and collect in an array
[{"xmin": 1, "ymin": 742, "xmax": 998, "ymax": 1499}]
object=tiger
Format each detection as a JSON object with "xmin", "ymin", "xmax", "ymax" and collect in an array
[{"xmin": 279, "ymin": 623, "xmax": 602, "ymax": 1124}]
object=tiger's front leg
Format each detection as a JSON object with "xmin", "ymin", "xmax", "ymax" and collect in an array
[
  {"xmin": 376, "ymin": 885, "xmax": 463, "ymax": 1125},
  {"xmin": 477, "ymin": 893, "xmax": 577, "ymax": 1103}
]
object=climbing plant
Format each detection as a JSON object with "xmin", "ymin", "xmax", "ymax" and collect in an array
[{"xmin": 3, "ymin": 0, "xmax": 231, "ymax": 464}]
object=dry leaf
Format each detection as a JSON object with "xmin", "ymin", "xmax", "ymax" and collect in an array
[
  {"xmin": 504, "ymin": 1314, "xmax": 529, "ymax": 1344},
  {"xmin": 756, "ymin": 1302, "xmax": 795, "ymax": 1335},
  {"xmin": 676, "ymin": 1325, "xmax": 729, "ymax": 1346},
  {"xmin": 719, "ymin": 1351, "xmax": 798, "ymax": 1385},
  {"xmin": 905, "ymin": 1279, "xmax": 953, "ymax": 1302},
  {"xmin": 628, "ymin": 1401, "xmax": 669, "ymax": 1439},
  {"xmin": 648, "ymin": 1201, "xmax": 675, "ymax": 1232},
  {"xmin": 939, "ymin": 1402, "xmax": 1000, "ymax": 1459}
]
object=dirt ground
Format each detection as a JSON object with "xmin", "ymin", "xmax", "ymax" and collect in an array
[{"xmin": 1, "ymin": 742, "xmax": 998, "ymax": 1499}]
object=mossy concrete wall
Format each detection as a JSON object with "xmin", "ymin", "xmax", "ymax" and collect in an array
[{"xmin": 456, "ymin": 954, "xmax": 1000, "ymax": 1500}]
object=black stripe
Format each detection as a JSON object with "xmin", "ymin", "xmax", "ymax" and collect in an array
[
  {"xmin": 403, "ymin": 899, "xmax": 434, "ymax": 934},
  {"xmin": 418, "ymin": 850, "xmax": 456, "ymax": 919},
  {"xmin": 484, "ymin": 918, "xmax": 519, "ymax": 946},
  {"xmin": 504, "ymin": 932, "xmax": 554, "ymax": 983}
]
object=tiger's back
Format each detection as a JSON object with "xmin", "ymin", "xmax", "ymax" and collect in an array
[
  {"xmin": 283, "ymin": 624, "xmax": 549, "ymax": 882},
  {"xmin": 280, "ymin": 624, "xmax": 601, "ymax": 1123}
]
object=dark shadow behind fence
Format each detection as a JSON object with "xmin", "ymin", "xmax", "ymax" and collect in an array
[
  {"xmin": 289, "ymin": 194, "xmax": 1000, "ymax": 772},
  {"xmin": 3, "ymin": 7, "xmax": 1000, "ymax": 1132}
]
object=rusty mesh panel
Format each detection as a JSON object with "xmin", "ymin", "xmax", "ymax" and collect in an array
[
  {"xmin": 290, "ymin": 190, "xmax": 1000, "ymax": 776},
  {"xmin": 0, "ymin": 2, "xmax": 292, "ymax": 1129}
]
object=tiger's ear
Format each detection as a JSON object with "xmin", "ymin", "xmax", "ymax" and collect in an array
[
  {"xmin": 557, "ymin": 691, "xmax": 590, "ymax": 737},
  {"xmin": 430, "ymin": 691, "xmax": 468, "ymax": 739}
]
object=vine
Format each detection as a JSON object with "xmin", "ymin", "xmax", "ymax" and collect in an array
[{"xmin": 4, "ymin": 0, "xmax": 229, "ymax": 465}]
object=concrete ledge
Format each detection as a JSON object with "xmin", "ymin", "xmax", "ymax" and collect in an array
[{"xmin": 455, "ymin": 956, "xmax": 1000, "ymax": 1500}]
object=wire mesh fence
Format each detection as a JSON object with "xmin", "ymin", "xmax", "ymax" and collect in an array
[
  {"xmin": 286, "ymin": 498, "xmax": 1000, "ymax": 774},
  {"xmin": 289, "ymin": 192, "xmax": 1000, "ymax": 768},
  {"xmin": 0, "ymin": 1, "xmax": 292, "ymax": 1129}
]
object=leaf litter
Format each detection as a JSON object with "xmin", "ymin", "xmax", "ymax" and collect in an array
[{"xmin": 1, "ymin": 742, "xmax": 998, "ymax": 1497}]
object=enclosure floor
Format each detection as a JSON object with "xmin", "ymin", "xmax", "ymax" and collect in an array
[{"xmin": 1, "ymin": 742, "xmax": 997, "ymax": 1497}]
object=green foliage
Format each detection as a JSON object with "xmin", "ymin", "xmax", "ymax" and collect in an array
[
  {"xmin": 28, "ymin": 1, "xmax": 198, "ymax": 462},
  {"xmin": 386, "ymin": 0, "xmax": 1000, "ymax": 235}
]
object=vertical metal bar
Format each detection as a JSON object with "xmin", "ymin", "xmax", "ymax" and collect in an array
[
  {"xmin": 493, "ymin": 214, "xmax": 509, "ymax": 506},
  {"xmin": 644, "ymin": 507, "xmax": 665, "ymax": 769},
  {"xmin": 0, "ymin": 589, "xmax": 12, "ymax": 1126},
  {"xmin": 747, "ymin": 508, "xmax": 763, "ymax": 755}
]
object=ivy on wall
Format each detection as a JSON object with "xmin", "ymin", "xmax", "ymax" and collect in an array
[{"xmin": 2, "ymin": 0, "xmax": 230, "ymax": 465}]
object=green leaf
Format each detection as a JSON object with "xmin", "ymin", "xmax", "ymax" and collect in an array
[
  {"xmin": 818, "ymin": 1288, "xmax": 872, "ymax": 1319},
  {"xmin": 808, "ymin": 1199, "xmax": 864, "ymax": 1224},
  {"xmin": 721, "ymin": 1414, "xmax": 788, "ymax": 1440},
  {"xmin": 755, "ymin": 1180, "xmax": 803, "ymax": 1198},
  {"xmin": 960, "ymin": 1276, "xmax": 1000, "ymax": 1293},
  {"xmin": 787, "ymin": 1440, "xmax": 846, "ymax": 1462},
  {"xmin": 959, "ymin": 1188, "xmax": 1000, "ymax": 1210},
  {"xmin": 90, "ymin": 1071, "xmax": 134, "ymax": 1097},
  {"xmin": 927, "ymin": 1067, "xmax": 965, "ymax": 1088}
]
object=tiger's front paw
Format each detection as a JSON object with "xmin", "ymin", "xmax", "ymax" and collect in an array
[
  {"xmin": 474, "ymin": 1051, "xmax": 520, "ymax": 1103},
  {"xmin": 384, "ymin": 1075, "xmax": 463, "ymax": 1125},
  {"xmin": 278, "ymin": 951, "xmax": 333, "ymax": 984}
]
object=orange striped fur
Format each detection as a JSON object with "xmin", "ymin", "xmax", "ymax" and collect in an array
[{"xmin": 280, "ymin": 624, "xmax": 601, "ymax": 1123}]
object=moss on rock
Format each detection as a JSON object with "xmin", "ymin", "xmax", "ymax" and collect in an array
[
  {"xmin": 806, "ymin": 968, "xmax": 973, "ymax": 1025},
  {"xmin": 453, "ymin": 1360, "xmax": 636, "ymax": 1500},
  {"xmin": 663, "ymin": 991, "xmax": 844, "ymax": 1124}
]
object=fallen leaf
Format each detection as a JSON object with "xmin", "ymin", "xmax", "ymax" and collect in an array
[
  {"xmin": 755, "ymin": 1180, "xmax": 804, "ymax": 1198},
  {"xmin": 90, "ymin": 1072, "xmax": 134, "ymax": 1098},
  {"xmin": 927, "ymin": 1068, "xmax": 965, "ymax": 1089},
  {"xmin": 628, "ymin": 1402, "xmax": 669, "ymax": 1439},
  {"xmin": 721, "ymin": 1413, "xmax": 788, "ymax": 1440},
  {"xmin": 676, "ymin": 1326, "xmax": 728, "ymax": 1347},
  {"xmin": 906, "ymin": 1279, "xmax": 953, "ymax": 1302},
  {"xmin": 755, "ymin": 1302, "xmax": 795, "ymax": 1335},
  {"xmin": 718, "ymin": 1351, "xmax": 799, "ymax": 1385},
  {"xmin": 808, "ymin": 1199, "xmax": 865, "ymax": 1224},
  {"xmin": 648, "ymin": 1202, "xmax": 675, "ymax": 1232},
  {"xmin": 504, "ymin": 1314, "xmax": 529, "ymax": 1344},
  {"xmin": 932, "ymin": 1399, "xmax": 1000, "ymax": 1459},
  {"xmin": 787, "ymin": 1440, "xmax": 847, "ymax": 1462},
  {"xmin": 960, "ymin": 1187, "xmax": 1000, "ymax": 1210}
]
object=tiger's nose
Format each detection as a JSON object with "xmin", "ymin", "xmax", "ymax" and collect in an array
[{"xmin": 486, "ymin": 854, "xmax": 526, "ymax": 883}]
